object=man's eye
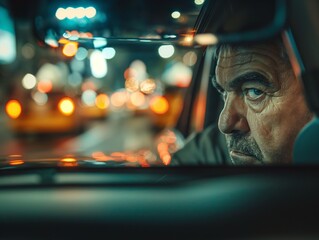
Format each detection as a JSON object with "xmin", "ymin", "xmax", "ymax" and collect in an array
[{"xmin": 244, "ymin": 88, "xmax": 264, "ymax": 100}]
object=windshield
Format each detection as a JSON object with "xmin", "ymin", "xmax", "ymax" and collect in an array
[
  {"xmin": 1, "ymin": 0, "xmax": 311, "ymax": 169},
  {"xmin": 0, "ymin": 0, "xmax": 205, "ymax": 168}
]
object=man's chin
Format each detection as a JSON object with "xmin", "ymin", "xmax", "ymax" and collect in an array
[{"xmin": 230, "ymin": 150, "xmax": 263, "ymax": 165}]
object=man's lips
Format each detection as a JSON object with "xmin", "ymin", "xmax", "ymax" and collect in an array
[{"xmin": 229, "ymin": 150, "xmax": 261, "ymax": 165}]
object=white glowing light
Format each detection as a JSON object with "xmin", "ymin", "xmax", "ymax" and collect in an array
[
  {"xmin": 194, "ymin": 33, "xmax": 218, "ymax": 45},
  {"xmin": 56, "ymin": 6, "xmax": 97, "ymax": 20},
  {"xmin": 66, "ymin": 7, "xmax": 76, "ymax": 19},
  {"xmin": 93, "ymin": 38, "xmax": 107, "ymax": 48},
  {"xmin": 86, "ymin": 7, "xmax": 97, "ymax": 18},
  {"xmin": 194, "ymin": 0, "xmax": 205, "ymax": 5},
  {"xmin": 75, "ymin": 7, "xmax": 86, "ymax": 18},
  {"xmin": 90, "ymin": 50, "xmax": 107, "ymax": 78},
  {"xmin": 102, "ymin": 47, "xmax": 116, "ymax": 59},
  {"xmin": 56, "ymin": 8, "xmax": 67, "ymax": 20},
  {"xmin": 22, "ymin": 73, "xmax": 37, "ymax": 89},
  {"xmin": 171, "ymin": 11, "xmax": 181, "ymax": 19},
  {"xmin": 158, "ymin": 45, "xmax": 175, "ymax": 58}
]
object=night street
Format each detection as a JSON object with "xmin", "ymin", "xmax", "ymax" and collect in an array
[{"xmin": 0, "ymin": 112, "xmax": 155, "ymax": 158}]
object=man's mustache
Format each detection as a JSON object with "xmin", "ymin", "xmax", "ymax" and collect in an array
[{"xmin": 226, "ymin": 133, "xmax": 264, "ymax": 162}]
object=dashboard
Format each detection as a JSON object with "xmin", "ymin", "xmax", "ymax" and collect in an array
[{"xmin": 1, "ymin": 166, "xmax": 319, "ymax": 239}]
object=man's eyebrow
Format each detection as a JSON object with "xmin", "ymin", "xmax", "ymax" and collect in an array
[
  {"xmin": 228, "ymin": 72, "xmax": 272, "ymax": 89},
  {"xmin": 212, "ymin": 72, "xmax": 272, "ymax": 93}
]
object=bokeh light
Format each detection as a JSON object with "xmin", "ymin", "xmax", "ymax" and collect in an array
[
  {"xmin": 130, "ymin": 92, "xmax": 145, "ymax": 107},
  {"xmin": 125, "ymin": 78, "xmax": 139, "ymax": 92},
  {"xmin": 75, "ymin": 7, "xmax": 86, "ymax": 18},
  {"xmin": 37, "ymin": 80, "xmax": 53, "ymax": 93},
  {"xmin": 56, "ymin": 6, "xmax": 97, "ymax": 20},
  {"xmin": 90, "ymin": 50, "xmax": 107, "ymax": 78},
  {"xmin": 62, "ymin": 42, "xmax": 78, "ymax": 57},
  {"xmin": 95, "ymin": 93, "xmax": 110, "ymax": 109},
  {"xmin": 158, "ymin": 45, "xmax": 175, "ymax": 58},
  {"xmin": 66, "ymin": 7, "xmax": 76, "ymax": 19},
  {"xmin": 70, "ymin": 59, "xmax": 85, "ymax": 73},
  {"xmin": 102, "ymin": 47, "xmax": 116, "ymax": 59},
  {"xmin": 68, "ymin": 72, "xmax": 83, "ymax": 87},
  {"xmin": 194, "ymin": 0, "xmax": 205, "ymax": 5},
  {"xmin": 183, "ymin": 51, "xmax": 197, "ymax": 66},
  {"xmin": 82, "ymin": 89, "xmax": 97, "ymax": 106},
  {"xmin": 93, "ymin": 38, "xmax": 107, "ymax": 48},
  {"xmin": 124, "ymin": 67, "xmax": 138, "ymax": 80},
  {"xmin": 6, "ymin": 100, "xmax": 22, "ymax": 119},
  {"xmin": 22, "ymin": 73, "xmax": 37, "ymax": 89},
  {"xmin": 58, "ymin": 97, "xmax": 75, "ymax": 116},
  {"xmin": 171, "ymin": 11, "xmax": 181, "ymax": 19},
  {"xmin": 75, "ymin": 47, "xmax": 88, "ymax": 61},
  {"xmin": 56, "ymin": 8, "xmax": 67, "ymax": 20},
  {"xmin": 140, "ymin": 79, "xmax": 156, "ymax": 94},
  {"xmin": 32, "ymin": 91, "xmax": 48, "ymax": 105},
  {"xmin": 81, "ymin": 80, "xmax": 97, "ymax": 91},
  {"xmin": 111, "ymin": 91, "xmax": 128, "ymax": 108},
  {"xmin": 85, "ymin": 6, "xmax": 97, "ymax": 18},
  {"xmin": 150, "ymin": 96, "xmax": 169, "ymax": 114}
]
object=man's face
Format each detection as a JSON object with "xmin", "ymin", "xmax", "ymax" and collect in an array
[{"xmin": 214, "ymin": 43, "xmax": 313, "ymax": 165}]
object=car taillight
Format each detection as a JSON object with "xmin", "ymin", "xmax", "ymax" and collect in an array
[
  {"xmin": 5, "ymin": 100, "xmax": 22, "ymax": 119},
  {"xmin": 58, "ymin": 97, "xmax": 75, "ymax": 116}
]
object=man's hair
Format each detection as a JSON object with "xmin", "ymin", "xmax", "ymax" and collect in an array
[{"xmin": 213, "ymin": 37, "xmax": 290, "ymax": 65}]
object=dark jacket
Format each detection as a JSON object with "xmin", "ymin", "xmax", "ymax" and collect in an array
[{"xmin": 170, "ymin": 125, "xmax": 231, "ymax": 166}]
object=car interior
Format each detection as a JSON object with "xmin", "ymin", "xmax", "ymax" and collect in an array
[{"xmin": 1, "ymin": 0, "xmax": 319, "ymax": 239}]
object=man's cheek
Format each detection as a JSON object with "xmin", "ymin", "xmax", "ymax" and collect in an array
[{"xmin": 247, "ymin": 112, "xmax": 276, "ymax": 148}]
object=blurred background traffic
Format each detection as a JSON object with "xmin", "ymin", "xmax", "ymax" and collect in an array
[{"xmin": 0, "ymin": 0, "xmax": 205, "ymax": 166}]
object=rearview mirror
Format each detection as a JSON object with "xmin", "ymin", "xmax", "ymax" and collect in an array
[
  {"xmin": 195, "ymin": 0, "xmax": 286, "ymax": 45},
  {"xmin": 33, "ymin": 0, "xmax": 203, "ymax": 48},
  {"xmin": 32, "ymin": 0, "xmax": 286, "ymax": 48}
]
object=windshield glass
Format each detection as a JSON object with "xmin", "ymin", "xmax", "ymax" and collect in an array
[
  {"xmin": 0, "ymin": 0, "xmax": 205, "ymax": 168},
  {"xmin": 1, "ymin": 0, "xmax": 309, "ymax": 169}
]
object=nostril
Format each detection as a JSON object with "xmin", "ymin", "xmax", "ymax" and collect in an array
[{"xmin": 218, "ymin": 106, "xmax": 249, "ymax": 135}]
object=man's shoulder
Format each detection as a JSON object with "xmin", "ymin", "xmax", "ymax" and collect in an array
[{"xmin": 171, "ymin": 125, "xmax": 230, "ymax": 166}]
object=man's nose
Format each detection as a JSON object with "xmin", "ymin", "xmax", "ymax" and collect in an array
[{"xmin": 218, "ymin": 94, "xmax": 249, "ymax": 134}]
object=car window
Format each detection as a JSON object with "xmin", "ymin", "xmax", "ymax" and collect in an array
[
  {"xmin": 1, "ymin": 0, "xmax": 309, "ymax": 168},
  {"xmin": 0, "ymin": 0, "xmax": 205, "ymax": 168}
]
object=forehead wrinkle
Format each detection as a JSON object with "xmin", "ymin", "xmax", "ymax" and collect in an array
[
  {"xmin": 215, "ymin": 51, "xmax": 284, "ymax": 89},
  {"xmin": 217, "ymin": 51, "xmax": 253, "ymax": 69},
  {"xmin": 217, "ymin": 50, "xmax": 280, "ymax": 69}
]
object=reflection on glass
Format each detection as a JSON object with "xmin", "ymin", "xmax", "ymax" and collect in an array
[
  {"xmin": 9, "ymin": 160, "xmax": 24, "ymax": 166},
  {"xmin": 59, "ymin": 158, "xmax": 78, "ymax": 167}
]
